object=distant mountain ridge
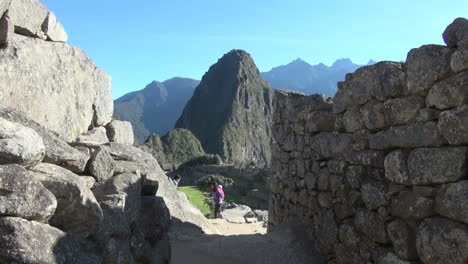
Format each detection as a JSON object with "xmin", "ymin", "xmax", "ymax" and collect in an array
[
  {"xmin": 114, "ymin": 77, "xmax": 199, "ymax": 142},
  {"xmin": 262, "ymin": 58, "xmax": 375, "ymax": 96},
  {"xmin": 114, "ymin": 58, "xmax": 374, "ymax": 143}
]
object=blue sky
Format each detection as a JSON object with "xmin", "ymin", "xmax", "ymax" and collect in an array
[{"xmin": 41, "ymin": 0, "xmax": 468, "ymax": 99}]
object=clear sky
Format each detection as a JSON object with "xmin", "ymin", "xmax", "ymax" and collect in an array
[{"xmin": 41, "ymin": 0, "xmax": 468, "ymax": 99}]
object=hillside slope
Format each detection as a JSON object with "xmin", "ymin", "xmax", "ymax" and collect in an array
[
  {"xmin": 114, "ymin": 77, "xmax": 199, "ymax": 142},
  {"xmin": 175, "ymin": 50, "xmax": 274, "ymax": 168}
]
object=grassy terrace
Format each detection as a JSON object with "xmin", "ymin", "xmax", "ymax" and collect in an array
[{"xmin": 178, "ymin": 186, "xmax": 244, "ymax": 218}]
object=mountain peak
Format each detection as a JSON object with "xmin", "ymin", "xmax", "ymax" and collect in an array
[
  {"xmin": 176, "ymin": 50, "xmax": 273, "ymax": 167},
  {"xmin": 332, "ymin": 58, "xmax": 354, "ymax": 68},
  {"xmin": 289, "ymin": 58, "xmax": 311, "ymax": 67}
]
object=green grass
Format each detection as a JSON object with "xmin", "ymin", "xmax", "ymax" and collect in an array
[{"xmin": 178, "ymin": 186, "xmax": 212, "ymax": 218}]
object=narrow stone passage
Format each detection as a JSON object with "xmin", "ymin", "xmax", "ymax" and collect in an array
[{"xmin": 169, "ymin": 220, "xmax": 324, "ymax": 264}]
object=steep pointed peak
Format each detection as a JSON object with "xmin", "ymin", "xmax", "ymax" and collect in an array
[
  {"xmin": 216, "ymin": 49, "xmax": 256, "ymax": 67},
  {"xmin": 367, "ymin": 59, "xmax": 377, "ymax": 65}
]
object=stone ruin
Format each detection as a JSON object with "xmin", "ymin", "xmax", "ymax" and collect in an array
[
  {"xmin": 0, "ymin": 1, "xmax": 218, "ymax": 263},
  {"xmin": 269, "ymin": 18, "xmax": 468, "ymax": 264}
]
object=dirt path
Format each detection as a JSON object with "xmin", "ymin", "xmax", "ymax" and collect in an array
[
  {"xmin": 169, "ymin": 219, "xmax": 324, "ymax": 264},
  {"xmin": 208, "ymin": 219, "xmax": 267, "ymax": 235}
]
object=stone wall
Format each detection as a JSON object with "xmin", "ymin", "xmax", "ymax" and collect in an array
[{"xmin": 269, "ymin": 18, "xmax": 468, "ymax": 264}]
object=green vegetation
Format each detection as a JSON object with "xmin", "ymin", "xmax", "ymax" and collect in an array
[
  {"xmin": 178, "ymin": 185, "xmax": 245, "ymax": 218},
  {"xmin": 141, "ymin": 128, "xmax": 206, "ymax": 165},
  {"xmin": 178, "ymin": 186, "xmax": 212, "ymax": 217},
  {"xmin": 196, "ymin": 174, "xmax": 234, "ymax": 190},
  {"xmin": 179, "ymin": 154, "xmax": 223, "ymax": 168}
]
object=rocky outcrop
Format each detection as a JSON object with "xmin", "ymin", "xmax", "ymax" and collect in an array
[
  {"xmin": 141, "ymin": 128, "xmax": 206, "ymax": 166},
  {"xmin": 0, "ymin": 1, "xmax": 218, "ymax": 263},
  {"xmin": 0, "ymin": 117, "xmax": 45, "ymax": 167},
  {"xmin": 0, "ymin": 164, "xmax": 56, "ymax": 221},
  {"xmin": 270, "ymin": 17, "xmax": 468, "ymax": 264},
  {"xmin": 106, "ymin": 120, "xmax": 134, "ymax": 145},
  {"xmin": 0, "ymin": 217, "xmax": 99, "ymax": 264},
  {"xmin": 76, "ymin": 127, "xmax": 109, "ymax": 145},
  {"xmin": 0, "ymin": 0, "xmax": 112, "ymax": 142},
  {"xmin": 29, "ymin": 163, "xmax": 104, "ymax": 238},
  {"xmin": 175, "ymin": 50, "xmax": 274, "ymax": 168},
  {"xmin": 0, "ymin": 108, "xmax": 90, "ymax": 173}
]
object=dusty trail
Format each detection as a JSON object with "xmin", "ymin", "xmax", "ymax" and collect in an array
[{"xmin": 169, "ymin": 219, "xmax": 324, "ymax": 264}]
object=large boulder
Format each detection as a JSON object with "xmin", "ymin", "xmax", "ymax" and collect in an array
[
  {"xmin": 219, "ymin": 203, "xmax": 253, "ymax": 220},
  {"xmin": 309, "ymin": 132, "xmax": 353, "ymax": 159},
  {"xmin": 0, "ymin": 108, "xmax": 90, "ymax": 173},
  {"xmin": 0, "ymin": 37, "xmax": 112, "ymax": 141},
  {"xmin": 407, "ymin": 147, "xmax": 467, "ymax": 185},
  {"xmin": 390, "ymin": 191, "xmax": 434, "ymax": 220},
  {"xmin": 0, "ymin": 116, "xmax": 45, "ymax": 167},
  {"xmin": 105, "ymin": 143, "xmax": 219, "ymax": 234},
  {"xmin": 354, "ymin": 209, "xmax": 387, "ymax": 243},
  {"xmin": 417, "ymin": 218, "xmax": 468, "ymax": 264},
  {"xmin": 384, "ymin": 150, "xmax": 410, "ymax": 185},
  {"xmin": 450, "ymin": 49, "xmax": 468, "ymax": 73},
  {"xmin": 406, "ymin": 45, "xmax": 453, "ymax": 95},
  {"xmin": 443, "ymin": 17, "xmax": 468, "ymax": 48},
  {"xmin": 361, "ymin": 182, "xmax": 391, "ymax": 210},
  {"xmin": 76, "ymin": 127, "xmax": 109, "ymax": 145},
  {"xmin": 435, "ymin": 180, "xmax": 468, "ymax": 224},
  {"xmin": 97, "ymin": 194, "xmax": 131, "ymax": 238},
  {"xmin": 438, "ymin": 105, "xmax": 468, "ymax": 145},
  {"xmin": 94, "ymin": 172, "xmax": 141, "ymax": 224},
  {"xmin": 0, "ymin": 217, "xmax": 99, "ymax": 264},
  {"xmin": 0, "ymin": 164, "xmax": 56, "ymax": 221},
  {"xmin": 427, "ymin": 70, "xmax": 468, "ymax": 110},
  {"xmin": 139, "ymin": 196, "xmax": 171, "ymax": 245},
  {"xmin": 87, "ymin": 146, "xmax": 115, "ymax": 183},
  {"xmin": 41, "ymin": 11, "xmax": 68, "ymax": 42},
  {"xmin": 7, "ymin": 0, "xmax": 49, "ymax": 39},
  {"xmin": 369, "ymin": 122, "xmax": 444, "ymax": 150},
  {"xmin": 106, "ymin": 120, "xmax": 134, "ymax": 145},
  {"xmin": 0, "ymin": 0, "xmax": 67, "ymax": 42},
  {"xmin": 29, "ymin": 163, "xmax": 103, "ymax": 238},
  {"xmin": 387, "ymin": 219, "xmax": 419, "ymax": 261}
]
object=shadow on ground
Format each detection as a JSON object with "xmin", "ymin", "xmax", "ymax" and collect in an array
[{"xmin": 169, "ymin": 218, "xmax": 325, "ymax": 264}]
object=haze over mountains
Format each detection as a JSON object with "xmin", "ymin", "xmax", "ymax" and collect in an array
[
  {"xmin": 114, "ymin": 78, "xmax": 199, "ymax": 142},
  {"xmin": 114, "ymin": 57, "xmax": 374, "ymax": 143},
  {"xmin": 262, "ymin": 58, "xmax": 376, "ymax": 96}
]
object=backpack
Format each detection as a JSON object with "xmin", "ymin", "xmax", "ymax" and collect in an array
[{"xmin": 216, "ymin": 186, "xmax": 225, "ymax": 200}]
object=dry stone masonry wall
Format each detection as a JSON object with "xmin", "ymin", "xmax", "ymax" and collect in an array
[{"xmin": 269, "ymin": 18, "xmax": 468, "ymax": 264}]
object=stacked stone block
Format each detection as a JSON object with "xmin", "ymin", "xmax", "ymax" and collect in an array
[{"xmin": 269, "ymin": 17, "xmax": 468, "ymax": 264}]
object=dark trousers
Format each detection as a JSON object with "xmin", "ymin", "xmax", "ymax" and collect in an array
[{"xmin": 214, "ymin": 203, "xmax": 221, "ymax": 218}]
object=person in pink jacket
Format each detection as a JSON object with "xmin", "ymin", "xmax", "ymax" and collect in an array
[{"xmin": 210, "ymin": 182, "xmax": 225, "ymax": 218}]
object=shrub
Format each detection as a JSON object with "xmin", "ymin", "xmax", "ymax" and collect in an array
[
  {"xmin": 180, "ymin": 154, "xmax": 223, "ymax": 168},
  {"xmin": 196, "ymin": 174, "xmax": 234, "ymax": 191}
]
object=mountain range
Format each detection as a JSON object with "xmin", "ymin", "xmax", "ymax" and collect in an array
[
  {"xmin": 114, "ymin": 58, "xmax": 373, "ymax": 143},
  {"xmin": 261, "ymin": 58, "xmax": 375, "ymax": 96},
  {"xmin": 114, "ymin": 77, "xmax": 199, "ymax": 142}
]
